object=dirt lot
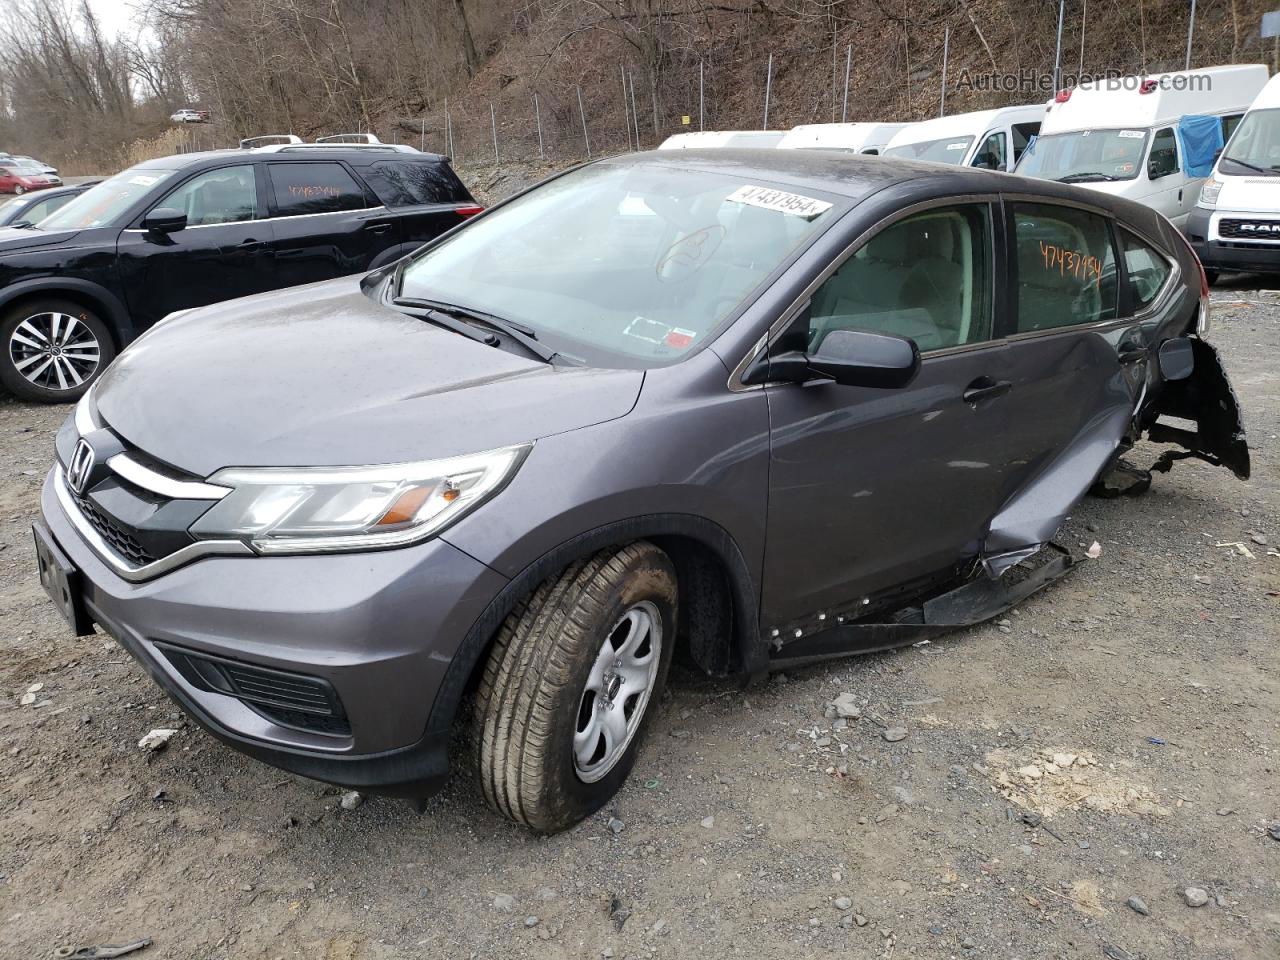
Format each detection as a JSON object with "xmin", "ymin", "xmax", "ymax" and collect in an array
[{"xmin": 1, "ymin": 283, "xmax": 1277, "ymax": 960}]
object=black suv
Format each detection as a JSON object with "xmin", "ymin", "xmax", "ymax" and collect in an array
[{"xmin": 0, "ymin": 142, "xmax": 479, "ymax": 402}]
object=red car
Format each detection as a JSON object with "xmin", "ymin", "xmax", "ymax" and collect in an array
[{"xmin": 0, "ymin": 161, "xmax": 61, "ymax": 195}]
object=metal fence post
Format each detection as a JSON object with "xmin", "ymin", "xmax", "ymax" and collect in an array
[
  {"xmin": 490, "ymin": 103, "xmax": 499, "ymax": 163},
  {"xmin": 628, "ymin": 70, "xmax": 640, "ymax": 147},
  {"xmin": 1185, "ymin": 0, "xmax": 1197, "ymax": 70},
  {"xmin": 699, "ymin": 59, "xmax": 705, "ymax": 131},
  {"xmin": 577, "ymin": 85, "xmax": 591, "ymax": 157},
  {"xmin": 763, "ymin": 52, "xmax": 773, "ymax": 130},
  {"xmin": 621, "ymin": 64, "xmax": 632, "ymax": 150},
  {"xmin": 420, "ymin": 118, "xmax": 425, "ymax": 152},
  {"xmin": 841, "ymin": 44, "xmax": 851, "ymax": 123},
  {"xmin": 534, "ymin": 92, "xmax": 544, "ymax": 158},
  {"xmin": 939, "ymin": 26, "xmax": 950, "ymax": 117},
  {"xmin": 445, "ymin": 97, "xmax": 453, "ymax": 158},
  {"xmin": 1053, "ymin": 0, "xmax": 1065, "ymax": 91}
]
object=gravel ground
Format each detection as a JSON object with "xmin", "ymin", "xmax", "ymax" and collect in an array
[{"xmin": 0, "ymin": 281, "xmax": 1276, "ymax": 960}]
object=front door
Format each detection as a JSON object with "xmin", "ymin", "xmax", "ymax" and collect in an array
[
  {"xmin": 116, "ymin": 163, "xmax": 276, "ymax": 331},
  {"xmin": 762, "ymin": 202, "xmax": 1018, "ymax": 629},
  {"xmin": 265, "ymin": 160, "xmax": 392, "ymax": 287},
  {"xmin": 1145, "ymin": 126, "xmax": 1189, "ymax": 226}
]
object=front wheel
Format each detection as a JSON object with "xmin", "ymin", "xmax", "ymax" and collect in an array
[
  {"xmin": 12, "ymin": 185, "xmax": 24, "ymax": 196},
  {"xmin": 0, "ymin": 299, "xmax": 115, "ymax": 403},
  {"xmin": 474, "ymin": 541, "xmax": 677, "ymax": 833}
]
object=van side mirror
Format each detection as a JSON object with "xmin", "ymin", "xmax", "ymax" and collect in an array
[
  {"xmin": 1147, "ymin": 159, "xmax": 1171, "ymax": 180},
  {"xmin": 771, "ymin": 328, "xmax": 921, "ymax": 389},
  {"xmin": 143, "ymin": 207, "xmax": 187, "ymax": 234}
]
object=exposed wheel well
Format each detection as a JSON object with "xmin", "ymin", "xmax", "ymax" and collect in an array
[
  {"xmin": 1, "ymin": 289, "xmax": 124, "ymax": 350},
  {"xmin": 648, "ymin": 534, "xmax": 740, "ymax": 677}
]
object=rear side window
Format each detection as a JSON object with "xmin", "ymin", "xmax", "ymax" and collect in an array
[
  {"xmin": 1012, "ymin": 202, "xmax": 1118, "ymax": 332},
  {"xmin": 26, "ymin": 193, "xmax": 75, "ymax": 224},
  {"xmin": 268, "ymin": 162, "xmax": 368, "ymax": 216},
  {"xmin": 809, "ymin": 204, "xmax": 993, "ymax": 353},
  {"xmin": 1121, "ymin": 231, "xmax": 1171, "ymax": 310},
  {"xmin": 362, "ymin": 161, "xmax": 469, "ymax": 207}
]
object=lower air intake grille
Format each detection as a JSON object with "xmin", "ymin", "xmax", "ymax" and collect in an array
[{"xmin": 156, "ymin": 643, "xmax": 351, "ymax": 737}]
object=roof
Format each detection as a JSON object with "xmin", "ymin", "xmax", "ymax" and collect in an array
[
  {"xmin": 886, "ymin": 104, "xmax": 1048, "ymax": 148},
  {"xmin": 1042, "ymin": 64, "xmax": 1269, "ymax": 132},
  {"xmin": 1251, "ymin": 72, "xmax": 1280, "ymax": 110},
  {"xmin": 135, "ymin": 146, "xmax": 449, "ymax": 170},
  {"xmin": 777, "ymin": 122, "xmax": 910, "ymax": 151}
]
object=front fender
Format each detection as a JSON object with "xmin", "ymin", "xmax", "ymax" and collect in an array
[{"xmin": 0, "ymin": 276, "xmax": 133, "ymax": 345}]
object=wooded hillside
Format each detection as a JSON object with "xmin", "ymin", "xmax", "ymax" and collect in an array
[{"xmin": 0, "ymin": 0, "xmax": 1273, "ymax": 173}]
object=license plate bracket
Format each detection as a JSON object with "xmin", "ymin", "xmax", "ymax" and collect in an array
[{"xmin": 32, "ymin": 522, "xmax": 94, "ymax": 636}]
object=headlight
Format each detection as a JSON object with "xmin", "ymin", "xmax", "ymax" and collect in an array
[
  {"xmin": 189, "ymin": 444, "xmax": 530, "ymax": 554},
  {"xmin": 1197, "ymin": 176, "xmax": 1222, "ymax": 208}
]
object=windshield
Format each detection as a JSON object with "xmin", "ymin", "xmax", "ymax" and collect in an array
[
  {"xmin": 1220, "ymin": 107, "xmax": 1280, "ymax": 175},
  {"xmin": 1015, "ymin": 128, "xmax": 1149, "ymax": 181},
  {"xmin": 883, "ymin": 135, "xmax": 974, "ymax": 164},
  {"xmin": 398, "ymin": 162, "xmax": 840, "ymax": 366},
  {"xmin": 0, "ymin": 196, "xmax": 23, "ymax": 224},
  {"xmin": 37, "ymin": 166, "xmax": 177, "ymax": 231}
]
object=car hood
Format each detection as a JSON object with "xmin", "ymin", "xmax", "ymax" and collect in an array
[
  {"xmin": 95, "ymin": 277, "xmax": 645, "ymax": 476},
  {"xmin": 0, "ymin": 226, "xmax": 78, "ymax": 250},
  {"xmin": 1212, "ymin": 174, "xmax": 1280, "ymax": 213}
]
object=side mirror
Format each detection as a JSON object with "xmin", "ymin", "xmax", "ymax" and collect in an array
[
  {"xmin": 143, "ymin": 207, "xmax": 187, "ymax": 234},
  {"xmin": 1147, "ymin": 160, "xmax": 1168, "ymax": 180},
  {"xmin": 772, "ymin": 328, "xmax": 921, "ymax": 389}
]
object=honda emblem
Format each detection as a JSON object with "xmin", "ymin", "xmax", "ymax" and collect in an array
[{"xmin": 67, "ymin": 438, "xmax": 96, "ymax": 496}]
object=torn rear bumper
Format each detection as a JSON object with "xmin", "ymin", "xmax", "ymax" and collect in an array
[{"xmin": 1146, "ymin": 336, "xmax": 1250, "ymax": 480}]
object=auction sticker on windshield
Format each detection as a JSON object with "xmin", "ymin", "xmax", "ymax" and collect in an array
[
  {"xmin": 727, "ymin": 185, "xmax": 832, "ymax": 220},
  {"xmin": 1118, "ymin": 130, "xmax": 1146, "ymax": 139}
]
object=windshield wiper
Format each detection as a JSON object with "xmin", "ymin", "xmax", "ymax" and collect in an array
[
  {"xmin": 394, "ymin": 296, "xmax": 564, "ymax": 364},
  {"xmin": 391, "ymin": 297, "xmax": 500, "ymax": 348},
  {"xmin": 1220, "ymin": 156, "xmax": 1277, "ymax": 175},
  {"xmin": 1056, "ymin": 172, "xmax": 1120, "ymax": 183}
]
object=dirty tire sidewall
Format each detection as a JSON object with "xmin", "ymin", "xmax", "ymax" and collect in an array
[
  {"xmin": 0, "ymin": 298, "xmax": 115, "ymax": 403},
  {"xmin": 474, "ymin": 541, "xmax": 677, "ymax": 833}
]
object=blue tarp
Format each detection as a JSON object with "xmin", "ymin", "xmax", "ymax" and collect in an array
[{"xmin": 1177, "ymin": 115, "xmax": 1223, "ymax": 178}]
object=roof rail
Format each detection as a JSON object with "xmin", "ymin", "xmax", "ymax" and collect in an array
[
  {"xmin": 255, "ymin": 142, "xmax": 421, "ymax": 154},
  {"xmin": 315, "ymin": 133, "xmax": 382, "ymax": 144},
  {"xmin": 240, "ymin": 134, "xmax": 303, "ymax": 148}
]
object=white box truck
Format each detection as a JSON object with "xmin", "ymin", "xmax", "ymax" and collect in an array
[{"xmin": 1014, "ymin": 65, "xmax": 1268, "ymax": 228}]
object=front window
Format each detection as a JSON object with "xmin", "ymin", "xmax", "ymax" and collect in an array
[
  {"xmin": 1219, "ymin": 107, "xmax": 1280, "ymax": 175},
  {"xmin": 398, "ymin": 162, "xmax": 840, "ymax": 366},
  {"xmin": 883, "ymin": 135, "xmax": 974, "ymax": 164},
  {"xmin": 38, "ymin": 166, "xmax": 178, "ymax": 231},
  {"xmin": 1015, "ymin": 129, "xmax": 1150, "ymax": 183}
]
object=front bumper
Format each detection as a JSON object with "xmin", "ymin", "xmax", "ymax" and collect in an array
[
  {"xmin": 1184, "ymin": 206, "xmax": 1280, "ymax": 273},
  {"xmin": 40, "ymin": 469, "xmax": 508, "ymax": 797}
]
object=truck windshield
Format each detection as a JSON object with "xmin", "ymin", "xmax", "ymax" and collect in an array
[
  {"xmin": 883, "ymin": 135, "xmax": 974, "ymax": 164},
  {"xmin": 1219, "ymin": 108, "xmax": 1280, "ymax": 175},
  {"xmin": 398, "ymin": 161, "xmax": 840, "ymax": 367},
  {"xmin": 1015, "ymin": 129, "xmax": 1149, "ymax": 182},
  {"xmin": 37, "ymin": 167, "xmax": 177, "ymax": 231}
]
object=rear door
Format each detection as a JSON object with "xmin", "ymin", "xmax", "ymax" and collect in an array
[
  {"xmin": 357, "ymin": 159, "xmax": 481, "ymax": 253},
  {"xmin": 116, "ymin": 163, "xmax": 276, "ymax": 330},
  {"xmin": 762, "ymin": 200, "xmax": 1019, "ymax": 627},
  {"xmin": 984, "ymin": 199, "xmax": 1140, "ymax": 554},
  {"xmin": 265, "ymin": 160, "xmax": 393, "ymax": 287}
]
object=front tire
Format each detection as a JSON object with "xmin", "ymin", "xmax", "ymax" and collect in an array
[
  {"xmin": 1203, "ymin": 269, "xmax": 1219, "ymax": 286},
  {"xmin": 474, "ymin": 541, "xmax": 677, "ymax": 833},
  {"xmin": 0, "ymin": 299, "xmax": 115, "ymax": 403},
  {"xmin": 12, "ymin": 185, "xmax": 24, "ymax": 195}
]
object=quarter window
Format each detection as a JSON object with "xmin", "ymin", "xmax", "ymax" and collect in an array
[
  {"xmin": 158, "ymin": 165, "xmax": 258, "ymax": 226},
  {"xmin": 1149, "ymin": 127, "xmax": 1180, "ymax": 178},
  {"xmin": 1121, "ymin": 231, "xmax": 1171, "ymax": 310},
  {"xmin": 808, "ymin": 204, "xmax": 993, "ymax": 353},
  {"xmin": 268, "ymin": 162, "xmax": 368, "ymax": 216},
  {"xmin": 1012, "ymin": 202, "xmax": 1118, "ymax": 332}
]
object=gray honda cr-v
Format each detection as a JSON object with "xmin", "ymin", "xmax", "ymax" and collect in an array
[{"xmin": 35, "ymin": 150, "xmax": 1247, "ymax": 832}]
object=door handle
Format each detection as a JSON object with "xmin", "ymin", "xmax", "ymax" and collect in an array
[
  {"xmin": 236, "ymin": 238, "xmax": 265, "ymax": 251},
  {"xmin": 962, "ymin": 377, "xmax": 1012, "ymax": 407},
  {"xmin": 364, "ymin": 223, "xmax": 393, "ymax": 235}
]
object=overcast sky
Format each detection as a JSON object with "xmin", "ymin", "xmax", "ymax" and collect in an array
[{"xmin": 87, "ymin": 0, "xmax": 137, "ymax": 39}]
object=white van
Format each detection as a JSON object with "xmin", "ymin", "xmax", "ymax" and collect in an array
[
  {"xmin": 657, "ymin": 130, "xmax": 785, "ymax": 150},
  {"xmin": 1184, "ymin": 72, "xmax": 1280, "ymax": 279},
  {"xmin": 776, "ymin": 122, "xmax": 910, "ymax": 155},
  {"xmin": 882, "ymin": 105, "xmax": 1046, "ymax": 171},
  {"xmin": 1014, "ymin": 64, "xmax": 1268, "ymax": 228}
]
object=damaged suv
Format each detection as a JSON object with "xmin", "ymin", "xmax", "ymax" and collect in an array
[{"xmin": 34, "ymin": 151, "xmax": 1248, "ymax": 833}]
